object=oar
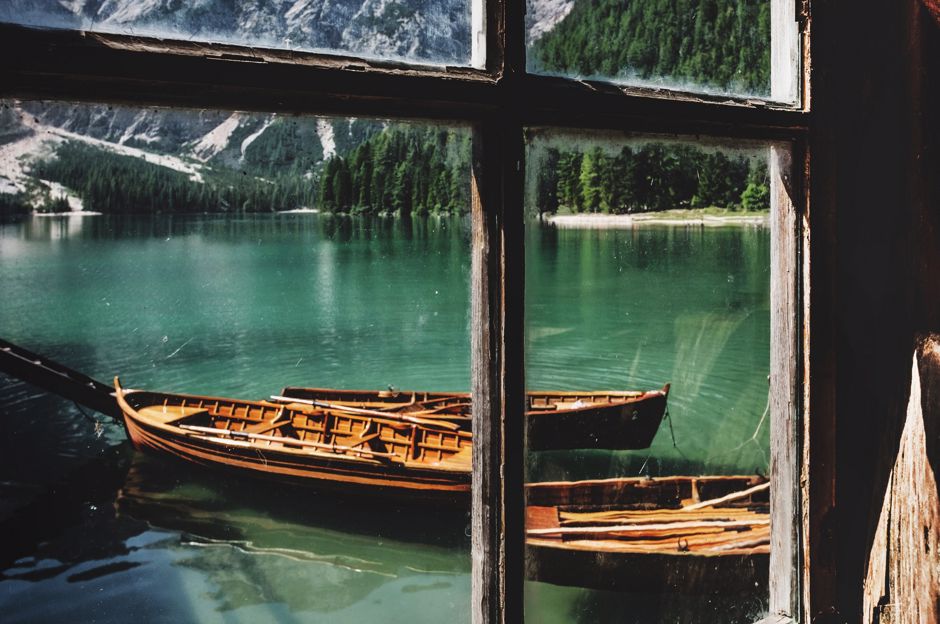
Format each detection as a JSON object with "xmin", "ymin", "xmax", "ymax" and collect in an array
[
  {"xmin": 526, "ymin": 517, "xmax": 769, "ymax": 537},
  {"xmin": 179, "ymin": 424, "xmax": 399, "ymax": 458},
  {"xmin": 681, "ymin": 481, "xmax": 770, "ymax": 511},
  {"xmin": 269, "ymin": 395, "xmax": 463, "ymax": 431},
  {"xmin": 277, "ymin": 393, "xmax": 472, "ymax": 419}
]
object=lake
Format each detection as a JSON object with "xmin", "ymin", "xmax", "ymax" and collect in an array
[{"xmin": 0, "ymin": 213, "xmax": 770, "ymax": 622}]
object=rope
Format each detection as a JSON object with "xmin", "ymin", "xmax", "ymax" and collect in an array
[
  {"xmin": 637, "ymin": 386, "xmax": 772, "ymax": 476},
  {"xmin": 665, "ymin": 405, "xmax": 690, "ymax": 462},
  {"xmin": 636, "ymin": 404, "xmax": 687, "ymax": 476},
  {"xmin": 73, "ymin": 400, "xmax": 120, "ymax": 438}
]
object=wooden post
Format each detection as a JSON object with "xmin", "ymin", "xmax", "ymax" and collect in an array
[
  {"xmin": 470, "ymin": 116, "xmax": 525, "ymax": 624},
  {"xmin": 769, "ymin": 141, "xmax": 801, "ymax": 619}
]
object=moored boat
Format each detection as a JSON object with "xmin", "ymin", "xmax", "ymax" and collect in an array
[
  {"xmin": 525, "ymin": 475, "xmax": 770, "ymax": 593},
  {"xmin": 113, "ymin": 378, "xmax": 471, "ymax": 503},
  {"xmin": 279, "ymin": 383, "xmax": 671, "ymax": 451}
]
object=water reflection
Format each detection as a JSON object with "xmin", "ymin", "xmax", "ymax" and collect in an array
[
  {"xmin": 526, "ymin": 224, "xmax": 770, "ymax": 480},
  {"xmin": 2, "ymin": 213, "xmax": 773, "ymax": 622},
  {"xmin": 525, "ymin": 581, "xmax": 770, "ymax": 624},
  {"xmin": 1, "ymin": 447, "xmax": 470, "ymax": 623}
]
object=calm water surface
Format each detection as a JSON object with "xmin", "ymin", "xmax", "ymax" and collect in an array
[{"xmin": 0, "ymin": 213, "xmax": 769, "ymax": 623}]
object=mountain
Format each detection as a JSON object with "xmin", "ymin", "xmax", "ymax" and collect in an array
[
  {"xmin": 0, "ymin": 1, "xmax": 771, "ymax": 218},
  {"xmin": 0, "ymin": 99, "xmax": 391, "ymax": 214},
  {"xmin": 0, "ymin": 0, "xmax": 471, "ymax": 66}
]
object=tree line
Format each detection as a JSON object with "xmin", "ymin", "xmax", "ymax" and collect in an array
[
  {"xmin": 31, "ymin": 141, "xmax": 318, "ymax": 214},
  {"xmin": 0, "ymin": 192, "xmax": 31, "ymax": 219},
  {"xmin": 318, "ymin": 127, "xmax": 471, "ymax": 215},
  {"xmin": 530, "ymin": 0, "xmax": 770, "ymax": 95},
  {"xmin": 31, "ymin": 126, "xmax": 471, "ymax": 216},
  {"xmin": 532, "ymin": 143, "xmax": 769, "ymax": 215}
]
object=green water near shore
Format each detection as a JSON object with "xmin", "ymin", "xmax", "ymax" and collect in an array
[{"xmin": 0, "ymin": 213, "xmax": 769, "ymax": 622}]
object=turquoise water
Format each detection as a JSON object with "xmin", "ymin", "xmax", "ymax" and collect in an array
[{"xmin": 0, "ymin": 213, "xmax": 769, "ymax": 622}]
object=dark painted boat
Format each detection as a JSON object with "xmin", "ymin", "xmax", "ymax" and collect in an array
[
  {"xmin": 525, "ymin": 475, "xmax": 770, "ymax": 593},
  {"xmin": 279, "ymin": 383, "xmax": 671, "ymax": 451},
  {"xmin": 114, "ymin": 378, "xmax": 471, "ymax": 503}
]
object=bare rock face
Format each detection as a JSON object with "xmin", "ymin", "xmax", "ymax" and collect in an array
[
  {"xmin": 526, "ymin": 0, "xmax": 575, "ymax": 44},
  {"xmin": 0, "ymin": 1, "xmax": 570, "ymax": 183},
  {"xmin": 0, "ymin": 0, "xmax": 472, "ymax": 65}
]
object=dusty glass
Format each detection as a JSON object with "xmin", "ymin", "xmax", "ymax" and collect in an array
[
  {"xmin": 0, "ymin": 0, "xmax": 474, "ymax": 67},
  {"xmin": 526, "ymin": 0, "xmax": 778, "ymax": 99},
  {"xmin": 523, "ymin": 129, "xmax": 778, "ymax": 623},
  {"xmin": 0, "ymin": 99, "xmax": 473, "ymax": 624}
]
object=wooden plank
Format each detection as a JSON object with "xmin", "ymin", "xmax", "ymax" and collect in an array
[
  {"xmin": 862, "ymin": 342, "xmax": 940, "ymax": 624},
  {"xmin": 0, "ymin": 23, "xmax": 807, "ymax": 141},
  {"xmin": 470, "ymin": 98, "xmax": 525, "ymax": 624},
  {"xmin": 527, "ymin": 518, "xmax": 770, "ymax": 537},
  {"xmin": 683, "ymin": 481, "xmax": 771, "ymax": 511},
  {"xmin": 769, "ymin": 141, "xmax": 801, "ymax": 618},
  {"xmin": 470, "ymin": 120, "xmax": 504, "ymax": 624},
  {"xmin": 0, "ymin": 338, "xmax": 121, "ymax": 419}
]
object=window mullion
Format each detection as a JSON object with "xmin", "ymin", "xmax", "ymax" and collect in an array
[
  {"xmin": 470, "ymin": 114, "xmax": 525, "ymax": 624},
  {"xmin": 769, "ymin": 141, "xmax": 803, "ymax": 620}
]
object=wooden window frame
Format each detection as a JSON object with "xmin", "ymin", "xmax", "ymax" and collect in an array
[{"xmin": 0, "ymin": 0, "xmax": 816, "ymax": 621}]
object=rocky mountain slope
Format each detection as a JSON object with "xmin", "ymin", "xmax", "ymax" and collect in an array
[{"xmin": 0, "ymin": 0, "xmax": 472, "ymax": 65}]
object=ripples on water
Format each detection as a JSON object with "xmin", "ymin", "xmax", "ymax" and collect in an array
[{"xmin": 0, "ymin": 214, "xmax": 769, "ymax": 622}]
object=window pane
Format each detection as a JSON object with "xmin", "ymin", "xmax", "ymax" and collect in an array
[
  {"xmin": 526, "ymin": 0, "xmax": 775, "ymax": 99},
  {"xmin": 0, "ymin": 0, "xmax": 473, "ymax": 67},
  {"xmin": 0, "ymin": 100, "xmax": 472, "ymax": 622},
  {"xmin": 523, "ymin": 130, "xmax": 780, "ymax": 622}
]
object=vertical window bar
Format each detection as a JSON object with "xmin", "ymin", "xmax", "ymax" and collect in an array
[
  {"xmin": 473, "ymin": 0, "xmax": 526, "ymax": 621},
  {"xmin": 471, "ymin": 114, "xmax": 525, "ymax": 624},
  {"xmin": 470, "ymin": 120, "xmax": 504, "ymax": 624},
  {"xmin": 772, "ymin": 0, "xmax": 802, "ymax": 105},
  {"xmin": 769, "ymin": 142, "xmax": 802, "ymax": 620},
  {"xmin": 770, "ymin": 0, "xmax": 803, "ymax": 615},
  {"xmin": 471, "ymin": 0, "xmax": 486, "ymax": 69}
]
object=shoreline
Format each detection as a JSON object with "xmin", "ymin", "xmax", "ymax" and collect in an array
[
  {"xmin": 33, "ymin": 210, "xmax": 103, "ymax": 217},
  {"xmin": 543, "ymin": 212, "xmax": 769, "ymax": 229}
]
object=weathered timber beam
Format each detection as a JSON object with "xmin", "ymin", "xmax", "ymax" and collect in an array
[
  {"xmin": 0, "ymin": 24, "xmax": 807, "ymax": 140},
  {"xmin": 0, "ymin": 338, "xmax": 120, "ymax": 419}
]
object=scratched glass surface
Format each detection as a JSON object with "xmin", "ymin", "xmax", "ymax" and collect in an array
[
  {"xmin": 526, "ymin": 0, "xmax": 775, "ymax": 99},
  {"xmin": 522, "ymin": 130, "xmax": 775, "ymax": 623},
  {"xmin": 0, "ymin": 100, "xmax": 472, "ymax": 624},
  {"xmin": 0, "ymin": 0, "xmax": 474, "ymax": 67}
]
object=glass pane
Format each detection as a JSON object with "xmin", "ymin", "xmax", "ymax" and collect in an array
[
  {"xmin": 0, "ymin": 100, "xmax": 472, "ymax": 622},
  {"xmin": 523, "ymin": 129, "xmax": 779, "ymax": 622},
  {"xmin": 526, "ymin": 0, "xmax": 775, "ymax": 98},
  {"xmin": 0, "ymin": 0, "xmax": 473, "ymax": 67}
]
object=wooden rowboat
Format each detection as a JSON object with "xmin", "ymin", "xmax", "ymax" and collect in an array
[
  {"xmin": 279, "ymin": 383, "xmax": 671, "ymax": 451},
  {"xmin": 525, "ymin": 475, "xmax": 770, "ymax": 593},
  {"xmin": 113, "ymin": 376, "xmax": 671, "ymax": 501},
  {"xmin": 113, "ymin": 378, "xmax": 471, "ymax": 503}
]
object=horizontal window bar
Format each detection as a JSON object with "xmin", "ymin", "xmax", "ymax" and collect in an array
[{"xmin": 0, "ymin": 23, "xmax": 807, "ymax": 140}]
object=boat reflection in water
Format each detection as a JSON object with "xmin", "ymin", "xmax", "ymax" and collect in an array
[{"xmin": 0, "ymin": 448, "xmax": 471, "ymax": 624}]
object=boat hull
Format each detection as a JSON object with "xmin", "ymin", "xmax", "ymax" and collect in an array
[
  {"xmin": 525, "ymin": 390, "xmax": 669, "ymax": 451},
  {"xmin": 525, "ymin": 475, "xmax": 770, "ymax": 593},
  {"xmin": 526, "ymin": 542, "xmax": 768, "ymax": 594},
  {"xmin": 280, "ymin": 385, "xmax": 671, "ymax": 451},
  {"xmin": 116, "ymin": 384, "xmax": 470, "ymax": 505},
  {"xmin": 123, "ymin": 416, "xmax": 469, "ymax": 503}
]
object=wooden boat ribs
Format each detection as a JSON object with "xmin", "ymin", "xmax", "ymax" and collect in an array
[
  {"xmin": 279, "ymin": 383, "xmax": 671, "ymax": 451},
  {"xmin": 524, "ymin": 475, "xmax": 771, "ymax": 593},
  {"xmin": 114, "ymin": 378, "xmax": 472, "ymax": 502}
]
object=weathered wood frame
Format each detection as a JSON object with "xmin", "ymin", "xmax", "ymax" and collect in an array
[{"xmin": 0, "ymin": 0, "xmax": 813, "ymax": 620}]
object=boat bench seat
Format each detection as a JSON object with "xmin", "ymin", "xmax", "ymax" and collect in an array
[
  {"xmin": 242, "ymin": 419, "xmax": 290, "ymax": 435},
  {"xmin": 138, "ymin": 405, "xmax": 211, "ymax": 425}
]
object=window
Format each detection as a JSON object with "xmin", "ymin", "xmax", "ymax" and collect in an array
[{"xmin": 0, "ymin": 0, "xmax": 808, "ymax": 622}]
